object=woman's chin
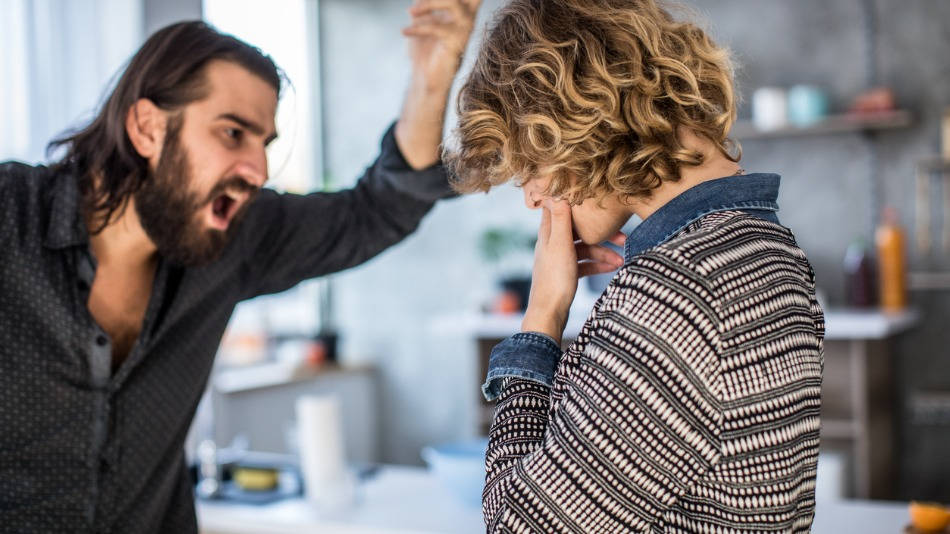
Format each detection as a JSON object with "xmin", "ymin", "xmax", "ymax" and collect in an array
[
  {"xmin": 571, "ymin": 209, "xmax": 633, "ymax": 245},
  {"xmin": 575, "ymin": 227, "xmax": 609, "ymax": 245}
]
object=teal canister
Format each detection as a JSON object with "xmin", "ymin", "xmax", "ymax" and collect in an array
[{"xmin": 788, "ymin": 85, "xmax": 829, "ymax": 126}]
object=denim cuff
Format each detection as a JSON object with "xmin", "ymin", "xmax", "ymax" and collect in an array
[{"xmin": 482, "ymin": 332, "xmax": 562, "ymax": 401}]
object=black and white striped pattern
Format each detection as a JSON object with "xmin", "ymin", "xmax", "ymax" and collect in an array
[{"xmin": 484, "ymin": 211, "xmax": 824, "ymax": 533}]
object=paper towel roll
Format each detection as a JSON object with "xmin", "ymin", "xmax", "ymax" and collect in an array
[{"xmin": 296, "ymin": 395, "xmax": 353, "ymax": 508}]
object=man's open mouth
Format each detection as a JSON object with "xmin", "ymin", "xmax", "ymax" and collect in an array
[
  {"xmin": 208, "ymin": 189, "xmax": 251, "ymax": 230},
  {"xmin": 212, "ymin": 194, "xmax": 235, "ymax": 220}
]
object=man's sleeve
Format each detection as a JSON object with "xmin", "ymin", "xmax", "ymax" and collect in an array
[
  {"xmin": 482, "ymin": 258, "xmax": 724, "ymax": 532},
  {"xmin": 0, "ymin": 162, "xmax": 19, "ymax": 248},
  {"xmin": 237, "ymin": 122, "xmax": 454, "ymax": 298}
]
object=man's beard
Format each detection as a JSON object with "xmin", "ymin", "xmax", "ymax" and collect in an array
[{"xmin": 134, "ymin": 122, "xmax": 257, "ymax": 267}]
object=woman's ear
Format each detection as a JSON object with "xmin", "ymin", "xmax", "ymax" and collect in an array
[{"xmin": 125, "ymin": 98, "xmax": 167, "ymax": 161}]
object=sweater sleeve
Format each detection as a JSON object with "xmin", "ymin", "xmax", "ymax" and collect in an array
[{"xmin": 482, "ymin": 254, "xmax": 724, "ymax": 532}]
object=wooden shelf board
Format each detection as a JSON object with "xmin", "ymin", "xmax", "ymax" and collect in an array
[
  {"xmin": 909, "ymin": 271, "xmax": 950, "ymax": 291},
  {"xmin": 731, "ymin": 110, "xmax": 912, "ymax": 140},
  {"xmin": 441, "ymin": 307, "xmax": 918, "ymax": 341}
]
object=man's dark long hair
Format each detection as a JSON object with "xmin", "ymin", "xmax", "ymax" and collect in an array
[{"xmin": 49, "ymin": 21, "xmax": 281, "ymax": 233}]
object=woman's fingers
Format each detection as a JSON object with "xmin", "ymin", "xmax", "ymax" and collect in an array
[
  {"xmin": 576, "ymin": 239, "xmax": 625, "ymax": 279},
  {"xmin": 607, "ymin": 231, "xmax": 626, "ymax": 247},
  {"xmin": 575, "ymin": 243, "xmax": 623, "ymax": 268},
  {"xmin": 538, "ymin": 204, "xmax": 552, "ymax": 246},
  {"xmin": 577, "ymin": 261, "xmax": 620, "ymax": 278},
  {"xmin": 524, "ymin": 198, "xmax": 579, "ymax": 342},
  {"xmin": 541, "ymin": 198, "xmax": 574, "ymax": 246}
]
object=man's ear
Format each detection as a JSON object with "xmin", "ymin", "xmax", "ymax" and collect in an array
[{"xmin": 125, "ymin": 98, "xmax": 167, "ymax": 161}]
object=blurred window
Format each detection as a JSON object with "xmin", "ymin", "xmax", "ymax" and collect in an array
[
  {"xmin": 204, "ymin": 0, "xmax": 327, "ymax": 365},
  {"xmin": 0, "ymin": 0, "xmax": 141, "ymax": 163}
]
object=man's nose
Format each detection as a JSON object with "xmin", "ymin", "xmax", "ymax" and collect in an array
[{"xmin": 235, "ymin": 151, "xmax": 268, "ymax": 188}]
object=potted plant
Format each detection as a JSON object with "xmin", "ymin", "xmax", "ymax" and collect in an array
[{"xmin": 478, "ymin": 226, "xmax": 536, "ymax": 313}]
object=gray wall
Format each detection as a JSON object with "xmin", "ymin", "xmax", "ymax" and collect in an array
[
  {"xmin": 319, "ymin": 0, "xmax": 520, "ymax": 464},
  {"xmin": 692, "ymin": 0, "xmax": 950, "ymax": 294},
  {"xmin": 689, "ymin": 0, "xmax": 950, "ymax": 499},
  {"xmin": 318, "ymin": 0, "xmax": 950, "ymax": 496}
]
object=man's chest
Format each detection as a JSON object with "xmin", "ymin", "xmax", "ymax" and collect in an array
[
  {"xmin": 86, "ymin": 264, "xmax": 156, "ymax": 367},
  {"xmin": 2, "ymin": 238, "xmax": 242, "ymax": 381}
]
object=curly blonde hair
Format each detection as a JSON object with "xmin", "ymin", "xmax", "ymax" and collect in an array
[{"xmin": 447, "ymin": 0, "xmax": 740, "ymax": 203}]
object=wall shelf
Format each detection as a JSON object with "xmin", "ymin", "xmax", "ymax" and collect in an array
[
  {"xmin": 730, "ymin": 109, "xmax": 912, "ymax": 140},
  {"xmin": 909, "ymin": 271, "xmax": 950, "ymax": 291}
]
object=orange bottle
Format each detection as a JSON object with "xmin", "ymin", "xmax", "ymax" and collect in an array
[{"xmin": 876, "ymin": 207, "xmax": 908, "ymax": 312}]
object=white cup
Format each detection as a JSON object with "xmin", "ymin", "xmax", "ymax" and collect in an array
[
  {"xmin": 752, "ymin": 87, "xmax": 788, "ymax": 131},
  {"xmin": 296, "ymin": 395, "xmax": 355, "ymax": 511}
]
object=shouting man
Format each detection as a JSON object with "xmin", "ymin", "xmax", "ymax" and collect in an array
[{"xmin": 0, "ymin": 1, "xmax": 481, "ymax": 532}]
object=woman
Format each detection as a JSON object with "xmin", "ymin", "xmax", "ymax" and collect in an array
[{"xmin": 449, "ymin": 0, "xmax": 824, "ymax": 532}]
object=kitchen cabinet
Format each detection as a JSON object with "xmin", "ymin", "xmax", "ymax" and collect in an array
[{"xmin": 211, "ymin": 363, "xmax": 380, "ymax": 464}]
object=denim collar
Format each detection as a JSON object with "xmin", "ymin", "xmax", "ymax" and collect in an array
[{"xmin": 623, "ymin": 172, "xmax": 781, "ymax": 263}]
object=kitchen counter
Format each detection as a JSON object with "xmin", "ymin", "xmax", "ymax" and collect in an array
[
  {"xmin": 813, "ymin": 499, "xmax": 910, "ymax": 533},
  {"xmin": 429, "ymin": 305, "xmax": 920, "ymax": 342},
  {"xmin": 197, "ymin": 465, "xmax": 911, "ymax": 533},
  {"xmin": 197, "ymin": 465, "xmax": 482, "ymax": 534}
]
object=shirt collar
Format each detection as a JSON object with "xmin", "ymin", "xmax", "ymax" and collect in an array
[
  {"xmin": 623, "ymin": 172, "xmax": 781, "ymax": 262},
  {"xmin": 44, "ymin": 167, "xmax": 89, "ymax": 250}
]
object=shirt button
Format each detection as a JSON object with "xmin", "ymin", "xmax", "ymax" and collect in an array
[{"xmin": 96, "ymin": 335, "xmax": 109, "ymax": 346}]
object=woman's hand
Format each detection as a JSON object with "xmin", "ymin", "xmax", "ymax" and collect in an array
[{"xmin": 521, "ymin": 199, "xmax": 626, "ymax": 343}]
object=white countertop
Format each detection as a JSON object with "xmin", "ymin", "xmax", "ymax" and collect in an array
[
  {"xmin": 822, "ymin": 308, "xmax": 920, "ymax": 340},
  {"xmin": 430, "ymin": 300, "xmax": 920, "ymax": 341},
  {"xmin": 213, "ymin": 362, "xmax": 375, "ymax": 394},
  {"xmin": 812, "ymin": 499, "xmax": 910, "ymax": 533},
  {"xmin": 197, "ymin": 465, "xmax": 482, "ymax": 534},
  {"xmin": 198, "ymin": 465, "xmax": 911, "ymax": 534}
]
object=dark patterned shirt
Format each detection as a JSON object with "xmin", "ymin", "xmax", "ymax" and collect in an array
[
  {"xmin": 0, "ymin": 124, "xmax": 451, "ymax": 533},
  {"xmin": 483, "ymin": 175, "xmax": 825, "ymax": 532}
]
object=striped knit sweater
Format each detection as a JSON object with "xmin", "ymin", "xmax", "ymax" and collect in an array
[{"xmin": 484, "ymin": 211, "xmax": 825, "ymax": 533}]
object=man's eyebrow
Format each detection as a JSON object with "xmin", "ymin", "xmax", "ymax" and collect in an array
[{"xmin": 217, "ymin": 113, "xmax": 278, "ymax": 144}]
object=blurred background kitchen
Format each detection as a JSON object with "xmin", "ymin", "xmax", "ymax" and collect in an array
[{"xmin": 3, "ymin": 0, "xmax": 949, "ymax": 532}]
